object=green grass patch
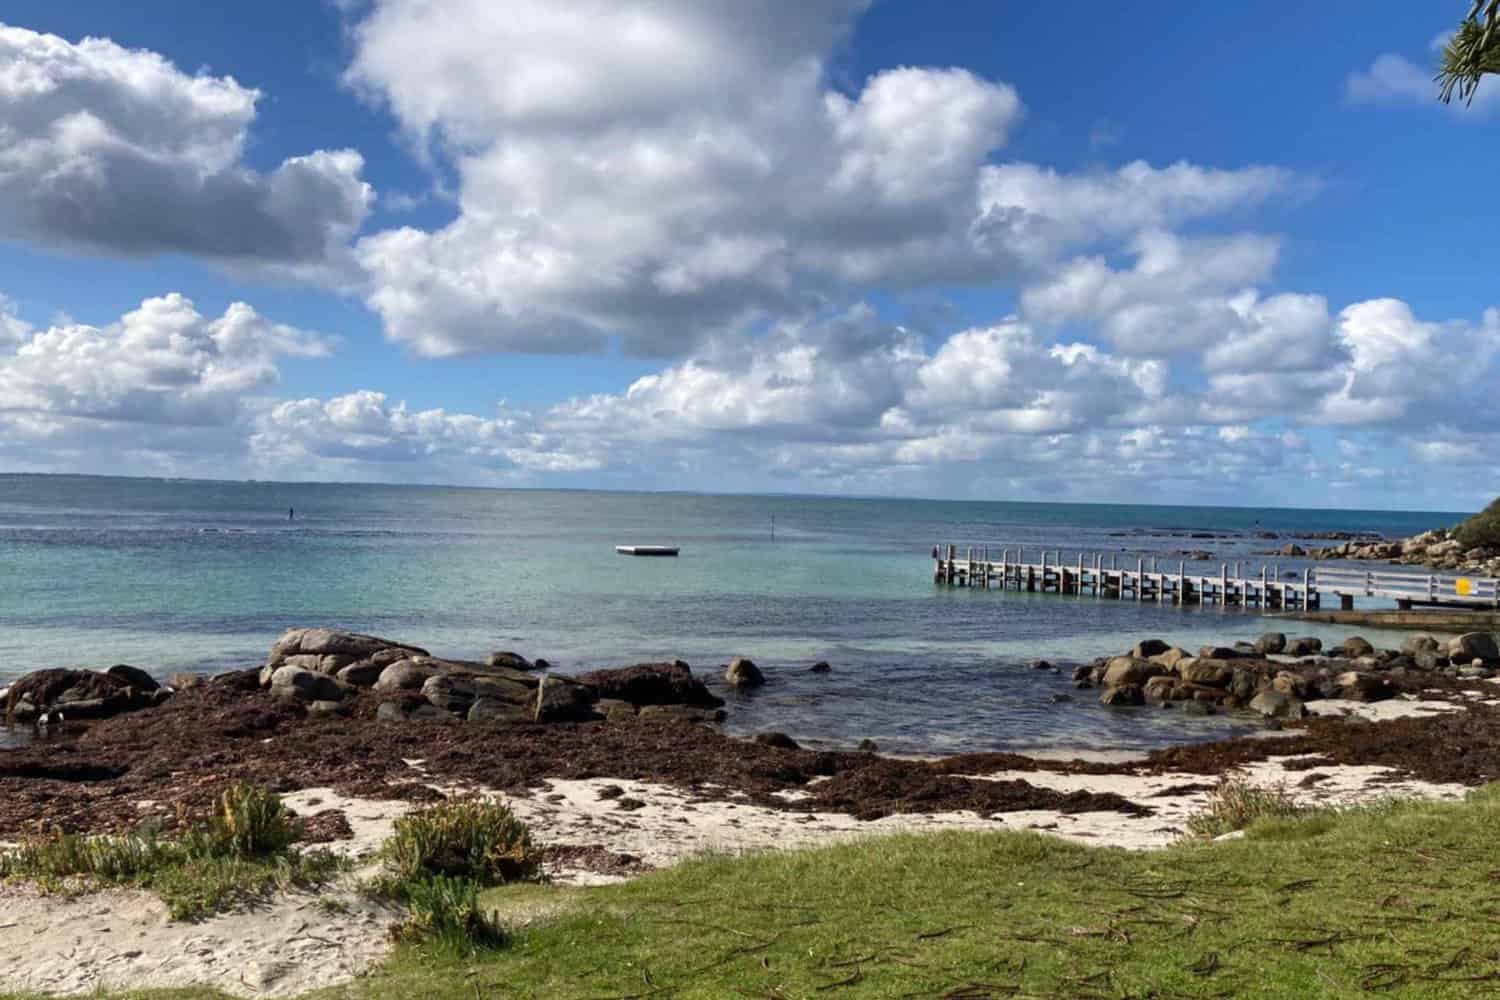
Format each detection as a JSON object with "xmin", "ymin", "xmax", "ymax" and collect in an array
[
  {"xmin": 12, "ymin": 788, "xmax": 1500, "ymax": 998},
  {"xmin": 359, "ymin": 786, "xmax": 1500, "ymax": 999},
  {"xmin": 367, "ymin": 796, "xmax": 539, "ymax": 953},
  {"xmin": 1182, "ymin": 775, "xmax": 1307, "ymax": 839},
  {"xmin": 0, "ymin": 784, "xmax": 344, "ymax": 921}
]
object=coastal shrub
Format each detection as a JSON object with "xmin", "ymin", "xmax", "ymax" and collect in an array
[
  {"xmin": 195, "ymin": 782, "xmax": 297, "ymax": 858},
  {"xmin": 390, "ymin": 874, "xmax": 505, "ymax": 952},
  {"xmin": 379, "ymin": 796, "xmax": 537, "ymax": 886},
  {"xmin": 1454, "ymin": 495, "xmax": 1500, "ymax": 550},
  {"xmin": 0, "ymin": 786, "xmax": 345, "ymax": 920},
  {"xmin": 1183, "ymin": 777, "xmax": 1307, "ymax": 839}
]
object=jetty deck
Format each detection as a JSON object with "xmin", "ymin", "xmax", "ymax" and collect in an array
[{"xmin": 932, "ymin": 545, "xmax": 1500, "ymax": 610}]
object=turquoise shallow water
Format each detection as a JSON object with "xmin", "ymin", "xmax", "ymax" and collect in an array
[{"xmin": 0, "ymin": 474, "xmax": 1465, "ymax": 754}]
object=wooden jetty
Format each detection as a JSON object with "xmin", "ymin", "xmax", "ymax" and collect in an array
[{"xmin": 932, "ymin": 545, "xmax": 1500, "ymax": 611}]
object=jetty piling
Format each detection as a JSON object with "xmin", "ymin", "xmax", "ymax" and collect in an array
[{"xmin": 932, "ymin": 546, "xmax": 1500, "ymax": 610}]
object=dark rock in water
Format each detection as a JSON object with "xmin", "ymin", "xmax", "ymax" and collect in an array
[
  {"xmin": 1286, "ymin": 637, "xmax": 1323, "ymax": 657},
  {"xmin": 725, "ymin": 657, "xmax": 765, "ymax": 689},
  {"xmin": 106, "ymin": 665, "xmax": 159, "ymax": 692},
  {"xmin": 487, "ymin": 651, "xmax": 535, "ymax": 671},
  {"xmin": 1249, "ymin": 690, "xmax": 1306, "ymax": 719},
  {"xmin": 809, "ymin": 661, "xmax": 832, "ymax": 674},
  {"xmin": 1143, "ymin": 676, "xmax": 1177, "ymax": 702},
  {"xmin": 5, "ymin": 668, "xmax": 158, "ymax": 723},
  {"xmin": 533, "ymin": 659, "xmax": 551, "ymax": 671},
  {"xmin": 754, "ymin": 732, "xmax": 801, "ymax": 750},
  {"xmin": 1254, "ymin": 633, "xmax": 1287, "ymax": 655},
  {"xmin": 1099, "ymin": 684, "xmax": 1145, "ymax": 707},
  {"xmin": 1071, "ymin": 664, "xmax": 1093, "ymax": 685},
  {"xmin": 1030, "ymin": 659, "xmax": 1055, "ymax": 671},
  {"xmin": 534, "ymin": 675, "xmax": 598, "ymax": 722},
  {"xmin": 1049, "ymin": 693, "xmax": 1073, "ymax": 703},
  {"xmin": 576, "ymin": 661, "xmax": 724, "ymax": 708},
  {"xmin": 857, "ymin": 738, "xmax": 879, "ymax": 753},
  {"xmin": 1340, "ymin": 636, "xmax": 1375, "ymax": 658},
  {"xmin": 1180, "ymin": 659, "xmax": 1234, "ymax": 688},
  {"xmin": 1181, "ymin": 700, "xmax": 1215, "ymax": 717},
  {"xmin": 638, "ymin": 704, "xmax": 726, "ymax": 723}
]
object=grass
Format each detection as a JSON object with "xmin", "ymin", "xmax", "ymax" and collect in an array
[
  {"xmin": 368, "ymin": 795, "xmax": 539, "ymax": 952},
  {"xmin": 0, "ymin": 784, "xmax": 343, "ymax": 920},
  {"xmin": 9, "ymin": 787, "xmax": 1500, "ymax": 997},
  {"xmin": 1182, "ymin": 775, "xmax": 1307, "ymax": 839}
]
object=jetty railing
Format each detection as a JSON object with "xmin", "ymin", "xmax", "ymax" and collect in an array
[{"xmin": 931, "ymin": 545, "xmax": 1500, "ymax": 610}]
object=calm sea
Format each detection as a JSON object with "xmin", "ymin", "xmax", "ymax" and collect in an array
[{"xmin": 0, "ymin": 474, "xmax": 1465, "ymax": 754}]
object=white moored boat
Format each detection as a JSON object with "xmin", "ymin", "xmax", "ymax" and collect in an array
[{"xmin": 615, "ymin": 545, "xmax": 680, "ymax": 557}]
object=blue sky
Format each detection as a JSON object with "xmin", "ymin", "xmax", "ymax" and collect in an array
[{"xmin": 0, "ymin": 1, "xmax": 1496, "ymax": 508}]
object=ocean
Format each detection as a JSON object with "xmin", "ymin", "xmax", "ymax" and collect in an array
[{"xmin": 0, "ymin": 474, "xmax": 1465, "ymax": 754}]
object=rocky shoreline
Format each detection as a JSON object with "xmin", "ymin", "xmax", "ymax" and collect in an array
[
  {"xmin": 1308, "ymin": 526, "xmax": 1500, "ymax": 578},
  {"xmin": 3, "ymin": 624, "xmax": 1500, "ymax": 842}
]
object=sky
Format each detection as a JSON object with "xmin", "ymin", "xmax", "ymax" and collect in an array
[{"xmin": 0, "ymin": 0, "xmax": 1496, "ymax": 509}]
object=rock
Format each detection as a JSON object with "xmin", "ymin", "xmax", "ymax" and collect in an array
[
  {"xmin": 1447, "ymin": 633, "xmax": 1500, "ymax": 664},
  {"xmin": 1286, "ymin": 637, "xmax": 1323, "ymax": 657},
  {"xmin": 1340, "ymin": 636, "xmax": 1375, "ymax": 658},
  {"xmin": 1150, "ymin": 647, "xmax": 1192, "ymax": 670},
  {"xmin": 638, "ymin": 704, "xmax": 726, "ymax": 723},
  {"xmin": 1229, "ymin": 668, "xmax": 1258, "ymax": 702},
  {"xmin": 487, "ymin": 651, "xmax": 535, "ymax": 670},
  {"xmin": 468, "ymin": 698, "xmax": 531, "ymax": 723},
  {"xmin": 1049, "ymin": 693, "xmax": 1073, "ymax": 703},
  {"xmin": 534, "ymin": 675, "xmax": 598, "ymax": 722},
  {"xmin": 754, "ymin": 732, "xmax": 801, "ymax": 750},
  {"xmin": 1102, "ymin": 657, "xmax": 1164, "ymax": 687},
  {"xmin": 1178, "ymin": 658, "xmax": 1234, "ymax": 688},
  {"xmin": 4, "ymin": 669, "xmax": 144, "ymax": 722},
  {"xmin": 1130, "ymin": 639, "xmax": 1171, "ymax": 659},
  {"xmin": 725, "ymin": 657, "xmax": 765, "ymax": 689},
  {"xmin": 1197, "ymin": 646, "xmax": 1249, "ymax": 660},
  {"xmin": 809, "ymin": 661, "xmax": 832, "ymax": 674},
  {"xmin": 308, "ymin": 699, "xmax": 350, "ymax": 717},
  {"xmin": 1271, "ymin": 671, "xmax": 1308, "ymax": 699},
  {"xmin": 1030, "ymin": 659, "xmax": 1055, "ymax": 671},
  {"xmin": 1143, "ymin": 675, "xmax": 1177, "ymax": 702},
  {"xmin": 1254, "ymin": 633, "xmax": 1287, "ymax": 655},
  {"xmin": 1414, "ymin": 650, "xmax": 1448, "ymax": 671},
  {"xmin": 1181, "ymin": 700, "xmax": 1215, "ymax": 716},
  {"xmin": 1099, "ymin": 684, "xmax": 1145, "ymax": 707},
  {"xmin": 373, "ymin": 661, "xmax": 437, "ymax": 692},
  {"xmin": 1249, "ymin": 690, "xmax": 1307, "ymax": 719},
  {"xmin": 1071, "ymin": 664, "xmax": 1094, "ymax": 685},
  {"xmin": 336, "ymin": 661, "xmax": 387, "ymax": 687},
  {"xmin": 576, "ymin": 661, "xmax": 724, "ymax": 708},
  {"xmin": 857, "ymin": 738, "xmax": 879, "ymax": 752},
  {"xmin": 596, "ymin": 699, "xmax": 639, "ymax": 721},
  {"xmin": 1280, "ymin": 543, "xmax": 1306, "ymax": 557},
  {"xmin": 376, "ymin": 699, "xmax": 448, "ymax": 723},
  {"xmin": 269, "ymin": 666, "xmax": 351, "ymax": 704},
  {"xmin": 105, "ymin": 664, "xmax": 159, "ymax": 692},
  {"xmin": 422, "ymin": 673, "xmax": 533, "ymax": 715},
  {"xmin": 1401, "ymin": 634, "xmax": 1439, "ymax": 656},
  {"xmin": 267, "ymin": 628, "xmax": 427, "ymax": 671},
  {"xmin": 1336, "ymin": 671, "xmax": 1393, "ymax": 702}
]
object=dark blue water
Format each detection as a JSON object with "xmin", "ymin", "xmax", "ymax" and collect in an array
[{"xmin": 0, "ymin": 474, "xmax": 1466, "ymax": 754}]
